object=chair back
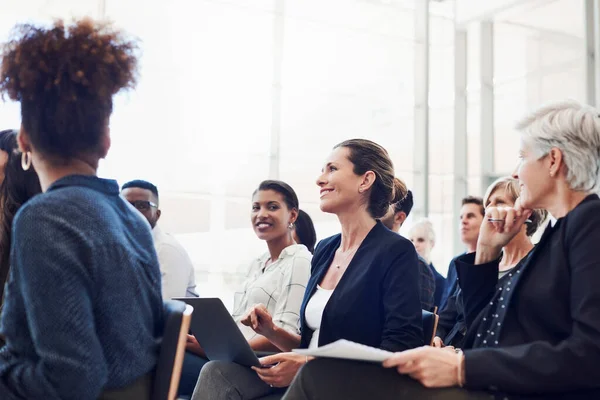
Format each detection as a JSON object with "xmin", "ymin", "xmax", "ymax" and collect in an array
[
  {"xmin": 152, "ymin": 300, "xmax": 193, "ymax": 400},
  {"xmin": 422, "ymin": 309, "xmax": 439, "ymax": 346}
]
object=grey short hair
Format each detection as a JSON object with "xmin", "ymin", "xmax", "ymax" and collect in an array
[
  {"xmin": 516, "ymin": 100, "xmax": 600, "ymax": 192},
  {"xmin": 409, "ymin": 218, "xmax": 435, "ymax": 243}
]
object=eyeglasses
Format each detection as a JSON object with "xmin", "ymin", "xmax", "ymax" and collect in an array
[{"xmin": 129, "ymin": 200, "xmax": 158, "ymax": 211}]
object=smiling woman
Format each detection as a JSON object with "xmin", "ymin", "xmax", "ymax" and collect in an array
[
  {"xmin": 283, "ymin": 101, "xmax": 600, "ymax": 400},
  {"xmin": 191, "ymin": 139, "xmax": 423, "ymax": 400},
  {"xmin": 251, "ymin": 180, "xmax": 299, "ymax": 244},
  {"xmin": 177, "ymin": 180, "xmax": 312, "ymax": 398}
]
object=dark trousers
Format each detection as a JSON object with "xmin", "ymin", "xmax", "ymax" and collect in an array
[
  {"xmin": 283, "ymin": 358, "xmax": 495, "ymax": 400},
  {"xmin": 178, "ymin": 351, "xmax": 210, "ymax": 398},
  {"xmin": 99, "ymin": 372, "xmax": 152, "ymax": 400}
]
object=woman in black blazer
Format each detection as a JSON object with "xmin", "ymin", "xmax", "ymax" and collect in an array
[
  {"xmin": 295, "ymin": 217, "xmax": 423, "ymax": 351},
  {"xmin": 283, "ymin": 100, "xmax": 600, "ymax": 400},
  {"xmin": 191, "ymin": 139, "xmax": 423, "ymax": 400}
]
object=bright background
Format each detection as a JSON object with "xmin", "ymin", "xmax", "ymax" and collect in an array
[{"xmin": 0, "ymin": 0, "xmax": 587, "ymax": 308}]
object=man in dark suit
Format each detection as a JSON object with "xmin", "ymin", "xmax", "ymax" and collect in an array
[{"xmin": 440, "ymin": 196, "xmax": 484, "ymax": 309}]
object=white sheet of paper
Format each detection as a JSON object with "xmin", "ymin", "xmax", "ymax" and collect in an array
[{"xmin": 293, "ymin": 339, "xmax": 393, "ymax": 363}]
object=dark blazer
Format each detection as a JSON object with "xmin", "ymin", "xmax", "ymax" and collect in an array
[
  {"xmin": 435, "ymin": 284, "xmax": 466, "ymax": 348},
  {"xmin": 417, "ymin": 256, "xmax": 435, "ymax": 311},
  {"xmin": 456, "ymin": 194, "xmax": 600, "ymax": 398},
  {"xmin": 429, "ymin": 263, "xmax": 446, "ymax": 308},
  {"xmin": 440, "ymin": 255, "xmax": 460, "ymax": 309},
  {"xmin": 298, "ymin": 221, "xmax": 423, "ymax": 352}
]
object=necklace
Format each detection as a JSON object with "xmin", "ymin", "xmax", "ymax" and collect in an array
[{"xmin": 335, "ymin": 247, "xmax": 359, "ymax": 269}]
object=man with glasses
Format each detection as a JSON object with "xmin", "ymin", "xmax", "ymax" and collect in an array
[{"xmin": 122, "ymin": 180, "xmax": 198, "ymax": 299}]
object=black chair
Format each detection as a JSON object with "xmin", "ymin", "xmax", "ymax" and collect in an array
[
  {"xmin": 152, "ymin": 300, "xmax": 193, "ymax": 400},
  {"xmin": 422, "ymin": 309, "xmax": 439, "ymax": 346}
]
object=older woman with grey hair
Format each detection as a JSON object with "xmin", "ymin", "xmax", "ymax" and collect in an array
[
  {"xmin": 432, "ymin": 176, "xmax": 547, "ymax": 350},
  {"xmin": 283, "ymin": 100, "xmax": 600, "ymax": 400},
  {"xmin": 407, "ymin": 219, "xmax": 436, "ymax": 265}
]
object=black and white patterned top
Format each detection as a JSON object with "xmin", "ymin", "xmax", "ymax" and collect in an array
[
  {"xmin": 232, "ymin": 244, "xmax": 312, "ymax": 340},
  {"xmin": 472, "ymin": 252, "xmax": 532, "ymax": 348}
]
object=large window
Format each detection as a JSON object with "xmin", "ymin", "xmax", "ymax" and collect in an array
[
  {"xmin": 8, "ymin": 0, "xmax": 587, "ymax": 301},
  {"xmin": 426, "ymin": 5, "xmax": 456, "ymax": 274},
  {"xmin": 492, "ymin": 0, "xmax": 585, "ymax": 176},
  {"xmin": 0, "ymin": 0, "xmax": 449, "ymax": 307}
]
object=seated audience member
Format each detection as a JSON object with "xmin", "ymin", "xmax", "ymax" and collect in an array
[
  {"xmin": 408, "ymin": 219, "xmax": 446, "ymax": 308},
  {"xmin": 379, "ymin": 189, "xmax": 413, "ymax": 231},
  {"xmin": 381, "ymin": 191, "xmax": 435, "ymax": 310},
  {"xmin": 0, "ymin": 19, "xmax": 163, "ymax": 399},
  {"xmin": 177, "ymin": 180, "xmax": 312, "ymax": 398},
  {"xmin": 283, "ymin": 101, "xmax": 600, "ymax": 399},
  {"xmin": 441, "ymin": 196, "xmax": 484, "ymax": 308},
  {"xmin": 292, "ymin": 209, "xmax": 317, "ymax": 254},
  {"xmin": 191, "ymin": 139, "xmax": 423, "ymax": 400},
  {"xmin": 122, "ymin": 179, "xmax": 198, "ymax": 299},
  {"xmin": 0, "ymin": 129, "xmax": 41, "ymax": 318},
  {"xmin": 433, "ymin": 176, "xmax": 546, "ymax": 349}
]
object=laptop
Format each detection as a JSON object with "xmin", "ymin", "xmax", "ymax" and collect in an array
[{"xmin": 173, "ymin": 297, "xmax": 267, "ymax": 368}]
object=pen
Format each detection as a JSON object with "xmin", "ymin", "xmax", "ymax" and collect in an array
[{"xmin": 487, "ymin": 218, "xmax": 532, "ymax": 223}]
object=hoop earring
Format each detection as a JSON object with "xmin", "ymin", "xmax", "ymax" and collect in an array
[{"xmin": 21, "ymin": 152, "xmax": 32, "ymax": 171}]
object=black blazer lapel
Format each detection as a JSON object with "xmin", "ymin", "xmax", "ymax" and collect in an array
[{"xmin": 509, "ymin": 221, "xmax": 557, "ymax": 294}]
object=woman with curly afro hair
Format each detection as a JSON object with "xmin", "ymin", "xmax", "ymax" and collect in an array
[{"xmin": 0, "ymin": 19, "xmax": 163, "ymax": 399}]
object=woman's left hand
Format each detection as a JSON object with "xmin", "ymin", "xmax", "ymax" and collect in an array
[
  {"xmin": 185, "ymin": 334, "xmax": 206, "ymax": 358},
  {"xmin": 382, "ymin": 346, "xmax": 463, "ymax": 388},
  {"xmin": 251, "ymin": 352, "xmax": 307, "ymax": 388}
]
